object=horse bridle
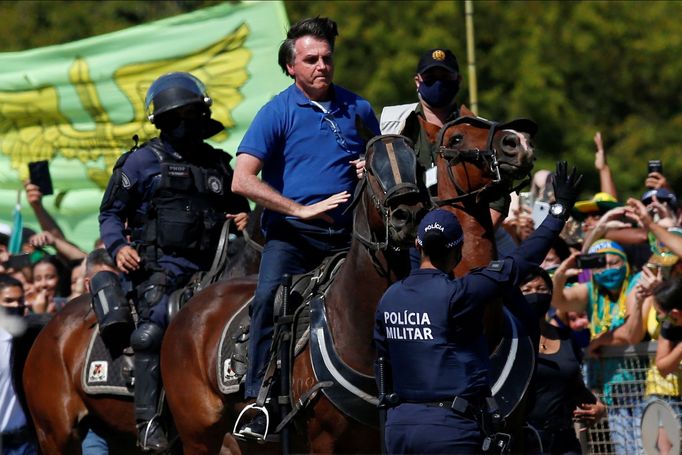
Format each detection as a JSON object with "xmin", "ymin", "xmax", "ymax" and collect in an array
[
  {"xmin": 348, "ymin": 135, "xmax": 422, "ymax": 251},
  {"xmin": 434, "ymin": 116, "xmax": 533, "ymax": 207}
]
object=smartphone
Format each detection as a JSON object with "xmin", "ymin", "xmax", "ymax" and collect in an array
[
  {"xmin": 3, "ymin": 253, "xmax": 32, "ymax": 270},
  {"xmin": 648, "ymin": 159, "xmax": 663, "ymax": 175},
  {"xmin": 518, "ymin": 191, "xmax": 533, "ymax": 210},
  {"xmin": 576, "ymin": 253, "xmax": 607, "ymax": 269},
  {"xmin": 28, "ymin": 160, "xmax": 54, "ymax": 196},
  {"xmin": 531, "ymin": 201, "xmax": 550, "ymax": 228}
]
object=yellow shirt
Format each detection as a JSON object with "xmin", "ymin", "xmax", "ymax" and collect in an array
[{"xmin": 645, "ymin": 306, "xmax": 682, "ymax": 397}]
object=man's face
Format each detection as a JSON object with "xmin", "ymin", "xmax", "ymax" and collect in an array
[
  {"xmin": 286, "ymin": 36, "xmax": 334, "ymax": 100},
  {"xmin": 1, "ymin": 285, "xmax": 24, "ymax": 311}
]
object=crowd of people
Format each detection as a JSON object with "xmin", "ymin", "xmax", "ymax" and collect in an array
[{"xmin": 1, "ymin": 13, "xmax": 681, "ymax": 455}]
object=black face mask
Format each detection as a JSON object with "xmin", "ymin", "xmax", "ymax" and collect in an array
[
  {"xmin": 165, "ymin": 117, "xmax": 206, "ymax": 144},
  {"xmin": 661, "ymin": 321, "xmax": 682, "ymax": 342},
  {"xmin": 4, "ymin": 306, "xmax": 25, "ymax": 317},
  {"xmin": 524, "ymin": 293, "xmax": 552, "ymax": 319}
]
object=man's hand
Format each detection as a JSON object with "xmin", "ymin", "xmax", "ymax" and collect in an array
[
  {"xmin": 226, "ymin": 212, "xmax": 249, "ymax": 231},
  {"xmin": 350, "ymin": 158, "xmax": 366, "ymax": 180},
  {"xmin": 594, "ymin": 207, "xmax": 634, "ymax": 233},
  {"xmin": 625, "ymin": 197, "xmax": 653, "ymax": 229},
  {"xmin": 295, "ymin": 191, "xmax": 351, "ymax": 224},
  {"xmin": 594, "ymin": 132, "xmax": 607, "ymax": 171},
  {"xmin": 636, "ymin": 266, "xmax": 663, "ymax": 301},
  {"xmin": 555, "ymin": 251, "xmax": 582, "ymax": 281},
  {"xmin": 24, "ymin": 181, "xmax": 43, "ymax": 207},
  {"xmin": 115, "ymin": 245, "xmax": 141, "ymax": 273},
  {"xmin": 29, "ymin": 231, "xmax": 56, "ymax": 248},
  {"xmin": 551, "ymin": 160, "xmax": 583, "ymax": 210},
  {"xmin": 645, "ymin": 171, "xmax": 671, "ymax": 191}
]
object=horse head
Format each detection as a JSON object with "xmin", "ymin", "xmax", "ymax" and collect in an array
[
  {"xmin": 350, "ymin": 134, "xmax": 428, "ymax": 251},
  {"xmin": 434, "ymin": 106, "xmax": 537, "ymax": 205}
]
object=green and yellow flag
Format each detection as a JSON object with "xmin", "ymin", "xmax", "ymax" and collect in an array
[{"xmin": 0, "ymin": 1, "xmax": 290, "ymax": 251}]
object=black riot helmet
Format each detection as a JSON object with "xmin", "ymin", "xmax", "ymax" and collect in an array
[{"xmin": 145, "ymin": 72, "xmax": 212, "ymax": 125}]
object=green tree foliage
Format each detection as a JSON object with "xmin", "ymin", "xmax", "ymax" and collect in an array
[{"xmin": 2, "ymin": 1, "xmax": 682, "ymax": 199}]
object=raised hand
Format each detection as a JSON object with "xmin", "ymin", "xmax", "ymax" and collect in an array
[
  {"xmin": 295, "ymin": 191, "xmax": 351, "ymax": 224},
  {"xmin": 551, "ymin": 160, "xmax": 583, "ymax": 211}
]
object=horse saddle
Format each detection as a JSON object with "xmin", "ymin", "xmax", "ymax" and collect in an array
[{"xmin": 216, "ymin": 253, "xmax": 346, "ymax": 395}]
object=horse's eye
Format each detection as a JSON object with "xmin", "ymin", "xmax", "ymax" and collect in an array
[{"xmin": 448, "ymin": 134, "xmax": 463, "ymax": 147}]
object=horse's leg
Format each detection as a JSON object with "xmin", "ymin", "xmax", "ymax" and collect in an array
[
  {"xmin": 24, "ymin": 333, "xmax": 86, "ymax": 454},
  {"xmin": 162, "ymin": 319, "xmax": 231, "ymax": 455}
]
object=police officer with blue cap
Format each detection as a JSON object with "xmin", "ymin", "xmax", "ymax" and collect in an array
[
  {"xmin": 99, "ymin": 72, "xmax": 250, "ymax": 452},
  {"xmin": 374, "ymin": 161, "xmax": 582, "ymax": 454}
]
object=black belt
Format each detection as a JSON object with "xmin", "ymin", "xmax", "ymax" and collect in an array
[
  {"xmin": 412, "ymin": 396, "xmax": 481, "ymax": 419},
  {"xmin": 2, "ymin": 426, "xmax": 31, "ymax": 448}
]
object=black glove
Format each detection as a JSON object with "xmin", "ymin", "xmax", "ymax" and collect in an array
[{"xmin": 551, "ymin": 160, "xmax": 583, "ymax": 212}]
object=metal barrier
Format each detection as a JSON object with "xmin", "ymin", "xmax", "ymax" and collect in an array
[{"xmin": 582, "ymin": 342, "xmax": 682, "ymax": 455}]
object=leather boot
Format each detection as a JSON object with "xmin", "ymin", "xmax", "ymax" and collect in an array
[{"xmin": 134, "ymin": 351, "xmax": 168, "ymax": 452}]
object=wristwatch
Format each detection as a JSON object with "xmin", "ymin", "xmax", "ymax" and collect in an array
[{"xmin": 550, "ymin": 203, "xmax": 567, "ymax": 219}]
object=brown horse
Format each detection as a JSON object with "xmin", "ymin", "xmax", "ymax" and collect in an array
[
  {"xmin": 428, "ymin": 107, "xmax": 538, "ymax": 449},
  {"xmin": 161, "ymin": 134, "xmax": 429, "ymax": 454},
  {"xmin": 20, "ymin": 222, "xmax": 263, "ymax": 454}
]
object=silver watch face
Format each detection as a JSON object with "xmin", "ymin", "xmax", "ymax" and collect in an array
[{"xmin": 551, "ymin": 204, "xmax": 564, "ymax": 216}]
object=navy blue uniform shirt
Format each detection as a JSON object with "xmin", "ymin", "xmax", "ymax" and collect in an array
[
  {"xmin": 99, "ymin": 136, "xmax": 247, "ymax": 274},
  {"xmin": 374, "ymin": 215, "xmax": 564, "ymax": 403}
]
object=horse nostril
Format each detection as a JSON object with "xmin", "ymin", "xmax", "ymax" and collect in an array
[
  {"xmin": 390, "ymin": 208, "xmax": 411, "ymax": 228},
  {"xmin": 502, "ymin": 135, "xmax": 518, "ymax": 148}
]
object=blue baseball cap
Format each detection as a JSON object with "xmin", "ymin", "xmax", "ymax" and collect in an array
[
  {"xmin": 641, "ymin": 188, "xmax": 678, "ymax": 211},
  {"xmin": 416, "ymin": 209, "xmax": 463, "ymax": 249}
]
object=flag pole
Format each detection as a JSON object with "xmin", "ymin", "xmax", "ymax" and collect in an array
[
  {"xmin": 8, "ymin": 189, "xmax": 23, "ymax": 255},
  {"xmin": 465, "ymin": 0, "xmax": 479, "ymax": 115}
]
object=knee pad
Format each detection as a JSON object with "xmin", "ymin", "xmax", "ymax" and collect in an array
[{"xmin": 130, "ymin": 323, "xmax": 164, "ymax": 353}]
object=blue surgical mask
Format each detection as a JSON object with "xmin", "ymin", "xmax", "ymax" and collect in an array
[
  {"xmin": 593, "ymin": 266, "xmax": 627, "ymax": 290},
  {"xmin": 418, "ymin": 79, "xmax": 459, "ymax": 108}
]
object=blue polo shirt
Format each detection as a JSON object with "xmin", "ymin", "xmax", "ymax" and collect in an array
[
  {"xmin": 374, "ymin": 215, "xmax": 565, "ymax": 403},
  {"xmin": 238, "ymin": 83, "xmax": 380, "ymax": 232}
]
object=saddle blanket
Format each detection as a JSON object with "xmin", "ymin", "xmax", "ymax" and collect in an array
[{"xmin": 82, "ymin": 326, "xmax": 134, "ymax": 397}]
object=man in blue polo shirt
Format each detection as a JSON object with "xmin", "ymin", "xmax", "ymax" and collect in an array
[
  {"xmin": 232, "ymin": 16, "xmax": 380, "ymax": 440},
  {"xmin": 374, "ymin": 161, "xmax": 582, "ymax": 454}
]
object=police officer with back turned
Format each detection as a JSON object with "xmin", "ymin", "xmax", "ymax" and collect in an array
[
  {"xmin": 99, "ymin": 72, "xmax": 250, "ymax": 452},
  {"xmin": 374, "ymin": 161, "xmax": 582, "ymax": 454}
]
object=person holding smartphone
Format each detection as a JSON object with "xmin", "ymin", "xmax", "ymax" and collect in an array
[{"xmin": 551, "ymin": 240, "xmax": 659, "ymax": 455}]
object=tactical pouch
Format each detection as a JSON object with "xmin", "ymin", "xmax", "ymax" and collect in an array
[{"xmin": 90, "ymin": 270, "xmax": 134, "ymax": 344}]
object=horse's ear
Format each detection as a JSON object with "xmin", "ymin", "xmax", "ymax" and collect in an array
[
  {"xmin": 417, "ymin": 115, "xmax": 442, "ymax": 145},
  {"xmin": 459, "ymin": 104, "xmax": 475, "ymax": 117}
]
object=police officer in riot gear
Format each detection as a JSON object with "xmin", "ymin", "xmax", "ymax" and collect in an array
[
  {"xmin": 373, "ymin": 162, "xmax": 582, "ymax": 454},
  {"xmin": 99, "ymin": 72, "xmax": 250, "ymax": 452}
]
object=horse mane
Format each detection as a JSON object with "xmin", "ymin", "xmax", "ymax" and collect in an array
[{"xmin": 10, "ymin": 313, "xmax": 53, "ymax": 440}]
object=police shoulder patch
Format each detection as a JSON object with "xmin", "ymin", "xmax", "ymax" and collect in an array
[
  {"xmin": 208, "ymin": 175, "xmax": 223, "ymax": 193},
  {"xmin": 487, "ymin": 260, "xmax": 504, "ymax": 272},
  {"xmin": 121, "ymin": 172, "xmax": 131, "ymax": 189}
]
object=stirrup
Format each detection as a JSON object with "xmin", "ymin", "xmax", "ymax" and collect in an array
[
  {"xmin": 138, "ymin": 415, "xmax": 166, "ymax": 451},
  {"xmin": 233, "ymin": 403, "xmax": 270, "ymax": 442}
]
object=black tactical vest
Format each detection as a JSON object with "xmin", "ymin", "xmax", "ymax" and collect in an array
[{"xmin": 135, "ymin": 140, "xmax": 232, "ymax": 263}]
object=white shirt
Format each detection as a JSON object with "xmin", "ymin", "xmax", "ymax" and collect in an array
[{"xmin": 0, "ymin": 327, "xmax": 28, "ymax": 432}]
